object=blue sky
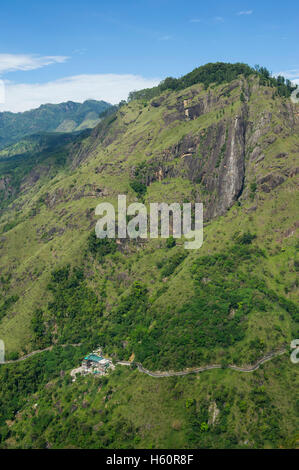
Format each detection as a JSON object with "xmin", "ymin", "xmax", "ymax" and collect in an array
[{"xmin": 0, "ymin": 0, "xmax": 298, "ymax": 111}]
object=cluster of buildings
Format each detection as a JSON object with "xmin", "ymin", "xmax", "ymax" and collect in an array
[
  {"xmin": 71, "ymin": 348, "xmax": 114, "ymax": 381},
  {"xmin": 82, "ymin": 353, "xmax": 112, "ymax": 373}
]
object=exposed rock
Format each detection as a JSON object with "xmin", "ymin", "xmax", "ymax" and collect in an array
[
  {"xmin": 273, "ymin": 125, "xmax": 284, "ymax": 134},
  {"xmin": 275, "ymin": 152, "xmax": 288, "ymax": 159},
  {"xmin": 212, "ymin": 113, "xmax": 246, "ymax": 217},
  {"xmin": 255, "ymin": 154, "xmax": 265, "ymax": 164},
  {"xmin": 20, "ymin": 166, "xmax": 50, "ymax": 192},
  {"xmin": 208, "ymin": 401, "xmax": 220, "ymax": 426},
  {"xmin": 45, "ymin": 188, "xmax": 66, "ymax": 208},
  {"xmin": 258, "ymin": 173, "xmax": 285, "ymax": 192},
  {"xmin": 264, "ymin": 135, "xmax": 277, "ymax": 145},
  {"xmin": 247, "ymin": 205, "xmax": 257, "ymax": 212},
  {"xmin": 132, "ymin": 109, "xmax": 248, "ymax": 220},
  {"xmin": 150, "ymin": 96, "xmax": 165, "ymax": 107},
  {"xmin": 0, "ymin": 176, "xmax": 14, "ymax": 200},
  {"xmin": 285, "ymin": 167, "xmax": 299, "ymax": 178},
  {"xmin": 250, "ymin": 147, "xmax": 262, "ymax": 161}
]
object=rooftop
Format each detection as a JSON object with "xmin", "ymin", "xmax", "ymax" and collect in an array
[{"xmin": 84, "ymin": 354, "xmax": 103, "ymax": 363}]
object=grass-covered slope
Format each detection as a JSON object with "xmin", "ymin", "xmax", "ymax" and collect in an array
[
  {"xmin": 0, "ymin": 132, "xmax": 85, "ymax": 160},
  {"xmin": 0, "ymin": 64, "xmax": 298, "ymax": 448}
]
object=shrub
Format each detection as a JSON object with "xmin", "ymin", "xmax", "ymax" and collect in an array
[
  {"xmin": 87, "ymin": 232, "xmax": 117, "ymax": 259},
  {"xmin": 166, "ymin": 236, "xmax": 176, "ymax": 248},
  {"xmin": 235, "ymin": 231, "xmax": 257, "ymax": 245},
  {"xmin": 130, "ymin": 180, "xmax": 147, "ymax": 198}
]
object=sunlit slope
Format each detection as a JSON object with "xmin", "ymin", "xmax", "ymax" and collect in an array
[{"xmin": 0, "ymin": 74, "xmax": 298, "ymax": 365}]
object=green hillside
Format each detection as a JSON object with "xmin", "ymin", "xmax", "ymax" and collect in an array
[
  {"xmin": 0, "ymin": 132, "xmax": 86, "ymax": 160},
  {"xmin": 0, "ymin": 63, "xmax": 298, "ymax": 449},
  {"xmin": 0, "ymin": 99, "xmax": 113, "ymax": 150}
]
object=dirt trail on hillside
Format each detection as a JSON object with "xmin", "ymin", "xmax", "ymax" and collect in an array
[
  {"xmin": 117, "ymin": 348, "xmax": 287, "ymax": 377},
  {"xmin": 1, "ymin": 343, "xmax": 82, "ymax": 364},
  {"xmin": 0, "ymin": 345, "xmax": 287, "ymax": 376}
]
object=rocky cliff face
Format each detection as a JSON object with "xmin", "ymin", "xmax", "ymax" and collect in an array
[
  {"xmin": 123, "ymin": 78, "xmax": 298, "ymax": 221},
  {"xmin": 213, "ymin": 111, "xmax": 246, "ymax": 217},
  {"xmin": 1, "ymin": 76, "xmax": 298, "ymax": 226},
  {"xmin": 0, "ymin": 176, "xmax": 14, "ymax": 202},
  {"xmin": 129, "ymin": 107, "xmax": 247, "ymax": 220}
]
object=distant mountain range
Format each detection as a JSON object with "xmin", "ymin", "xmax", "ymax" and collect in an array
[{"xmin": 0, "ymin": 99, "xmax": 113, "ymax": 150}]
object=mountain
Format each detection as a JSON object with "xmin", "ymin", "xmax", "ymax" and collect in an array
[
  {"xmin": 0, "ymin": 63, "xmax": 298, "ymax": 449},
  {"xmin": 0, "ymin": 132, "xmax": 85, "ymax": 160},
  {"xmin": 0, "ymin": 99, "xmax": 113, "ymax": 150}
]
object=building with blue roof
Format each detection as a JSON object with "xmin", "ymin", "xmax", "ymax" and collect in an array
[{"xmin": 82, "ymin": 353, "xmax": 111, "ymax": 373}]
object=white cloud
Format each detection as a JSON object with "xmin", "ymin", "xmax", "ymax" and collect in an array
[
  {"xmin": 276, "ymin": 69, "xmax": 299, "ymax": 82},
  {"xmin": 0, "ymin": 54, "xmax": 68, "ymax": 74},
  {"xmin": 213, "ymin": 16, "xmax": 224, "ymax": 23},
  {"xmin": 0, "ymin": 74, "xmax": 161, "ymax": 112},
  {"xmin": 0, "ymin": 80, "xmax": 5, "ymax": 104},
  {"xmin": 274, "ymin": 70, "xmax": 299, "ymax": 88},
  {"xmin": 190, "ymin": 18, "xmax": 201, "ymax": 23},
  {"xmin": 237, "ymin": 10, "xmax": 253, "ymax": 15}
]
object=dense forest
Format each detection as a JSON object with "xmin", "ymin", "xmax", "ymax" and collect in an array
[{"xmin": 128, "ymin": 62, "xmax": 296, "ymax": 102}]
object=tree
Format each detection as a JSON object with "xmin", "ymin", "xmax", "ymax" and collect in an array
[{"xmin": 166, "ymin": 236, "xmax": 176, "ymax": 248}]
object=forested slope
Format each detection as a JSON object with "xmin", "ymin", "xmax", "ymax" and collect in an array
[{"xmin": 0, "ymin": 63, "xmax": 298, "ymax": 449}]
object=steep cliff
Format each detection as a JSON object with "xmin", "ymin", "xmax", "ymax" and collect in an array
[{"xmin": 0, "ymin": 66, "xmax": 298, "ymax": 449}]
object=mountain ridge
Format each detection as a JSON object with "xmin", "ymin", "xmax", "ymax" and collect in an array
[
  {"xmin": 0, "ymin": 99, "xmax": 113, "ymax": 150},
  {"xmin": 0, "ymin": 63, "xmax": 298, "ymax": 449}
]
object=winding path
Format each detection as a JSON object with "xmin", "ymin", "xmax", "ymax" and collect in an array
[
  {"xmin": 0, "ymin": 345, "xmax": 287, "ymax": 376},
  {"xmin": 0, "ymin": 343, "xmax": 82, "ymax": 364},
  {"xmin": 116, "ymin": 348, "xmax": 287, "ymax": 377}
]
